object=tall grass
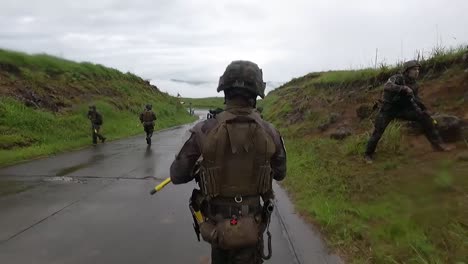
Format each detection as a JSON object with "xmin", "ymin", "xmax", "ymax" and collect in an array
[
  {"xmin": 281, "ymin": 137, "xmax": 466, "ymax": 263},
  {"xmin": 274, "ymin": 45, "xmax": 468, "ymax": 92}
]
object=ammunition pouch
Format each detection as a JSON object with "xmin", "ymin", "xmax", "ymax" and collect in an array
[
  {"xmin": 199, "ymin": 166, "xmax": 221, "ymax": 198},
  {"xmin": 200, "ymin": 216, "xmax": 260, "ymax": 250}
]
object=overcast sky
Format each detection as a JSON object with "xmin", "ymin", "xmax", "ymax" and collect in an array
[{"xmin": 1, "ymin": 0, "xmax": 467, "ymax": 97}]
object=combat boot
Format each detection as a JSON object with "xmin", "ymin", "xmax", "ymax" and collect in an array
[
  {"xmin": 364, "ymin": 154, "xmax": 373, "ymax": 164},
  {"xmin": 432, "ymin": 144, "xmax": 453, "ymax": 152}
]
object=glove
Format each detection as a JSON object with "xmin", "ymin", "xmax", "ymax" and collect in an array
[{"xmin": 402, "ymin": 86, "xmax": 414, "ymax": 96}]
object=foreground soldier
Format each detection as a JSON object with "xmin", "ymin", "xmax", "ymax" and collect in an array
[
  {"xmin": 139, "ymin": 104, "xmax": 157, "ymax": 145},
  {"xmin": 170, "ymin": 61, "xmax": 287, "ymax": 263},
  {"xmin": 87, "ymin": 105, "xmax": 106, "ymax": 145},
  {"xmin": 364, "ymin": 60, "xmax": 449, "ymax": 163}
]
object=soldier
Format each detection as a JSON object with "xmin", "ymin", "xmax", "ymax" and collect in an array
[
  {"xmin": 139, "ymin": 104, "xmax": 157, "ymax": 145},
  {"xmin": 87, "ymin": 105, "xmax": 106, "ymax": 145},
  {"xmin": 189, "ymin": 102, "xmax": 194, "ymax": 115},
  {"xmin": 364, "ymin": 60, "xmax": 449, "ymax": 163},
  {"xmin": 170, "ymin": 61, "xmax": 287, "ymax": 264}
]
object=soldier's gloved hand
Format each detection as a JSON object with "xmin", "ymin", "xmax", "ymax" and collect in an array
[{"xmin": 402, "ymin": 86, "xmax": 414, "ymax": 96}]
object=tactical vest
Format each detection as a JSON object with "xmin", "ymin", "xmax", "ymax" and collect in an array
[
  {"xmin": 196, "ymin": 110, "xmax": 276, "ymax": 199},
  {"xmin": 89, "ymin": 111, "xmax": 103, "ymax": 125},
  {"xmin": 142, "ymin": 110, "xmax": 154, "ymax": 122}
]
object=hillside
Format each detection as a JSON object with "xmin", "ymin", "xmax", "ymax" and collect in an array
[
  {"xmin": 263, "ymin": 46, "xmax": 468, "ymax": 263},
  {"xmin": 0, "ymin": 49, "xmax": 195, "ymax": 166}
]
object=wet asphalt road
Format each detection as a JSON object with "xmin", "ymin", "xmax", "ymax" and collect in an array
[{"xmin": 0, "ymin": 110, "xmax": 343, "ymax": 264}]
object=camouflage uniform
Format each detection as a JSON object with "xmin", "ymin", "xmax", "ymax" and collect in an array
[
  {"xmin": 87, "ymin": 106, "xmax": 105, "ymax": 145},
  {"xmin": 170, "ymin": 61, "xmax": 286, "ymax": 264},
  {"xmin": 365, "ymin": 61, "xmax": 443, "ymax": 157},
  {"xmin": 140, "ymin": 105, "xmax": 157, "ymax": 145}
]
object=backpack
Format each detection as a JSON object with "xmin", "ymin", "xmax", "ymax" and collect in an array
[
  {"xmin": 142, "ymin": 110, "xmax": 154, "ymax": 122},
  {"xmin": 197, "ymin": 111, "xmax": 276, "ymax": 198}
]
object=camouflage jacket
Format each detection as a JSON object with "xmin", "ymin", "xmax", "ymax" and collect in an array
[
  {"xmin": 382, "ymin": 73, "xmax": 421, "ymax": 107},
  {"xmin": 170, "ymin": 106, "xmax": 286, "ymax": 185}
]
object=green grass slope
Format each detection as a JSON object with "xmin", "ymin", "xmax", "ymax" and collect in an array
[
  {"xmin": 0, "ymin": 49, "xmax": 196, "ymax": 167},
  {"xmin": 263, "ymin": 46, "xmax": 468, "ymax": 263}
]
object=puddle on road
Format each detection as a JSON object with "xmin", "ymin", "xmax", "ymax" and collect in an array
[
  {"xmin": 55, "ymin": 154, "xmax": 106, "ymax": 176},
  {"xmin": 55, "ymin": 164, "xmax": 89, "ymax": 176}
]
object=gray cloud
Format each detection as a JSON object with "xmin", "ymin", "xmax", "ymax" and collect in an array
[{"xmin": 1, "ymin": 0, "xmax": 467, "ymax": 98}]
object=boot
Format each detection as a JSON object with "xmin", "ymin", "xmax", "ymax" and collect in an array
[
  {"xmin": 432, "ymin": 144, "xmax": 453, "ymax": 152},
  {"xmin": 364, "ymin": 154, "xmax": 374, "ymax": 164}
]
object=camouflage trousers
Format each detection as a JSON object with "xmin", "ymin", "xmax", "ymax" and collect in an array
[
  {"xmin": 143, "ymin": 123, "xmax": 155, "ymax": 138},
  {"xmin": 365, "ymin": 106, "xmax": 442, "ymax": 156},
  {"xmin": 211, "ymin": 245, "xmax": 263, "ymax": 264},
  {"xmin": 91, "ymin": 124, "xmax": 105, "ymax": 144}
]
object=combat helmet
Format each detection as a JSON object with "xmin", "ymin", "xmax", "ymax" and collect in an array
[
  {"xmin": 217, "ymin": 60, "xmax": 266, "ymax": 99},
  {"xmin": 402, "ymin": 60, "xmax": 421, "ymax": 73},
  {"xmin": 145, "ymin": 104, "xmax": 152, "ymax": 110}
]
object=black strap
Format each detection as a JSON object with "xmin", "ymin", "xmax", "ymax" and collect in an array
[{"xmin": 260, "ymin": 216, "xmax": 272, "ymax": 260}]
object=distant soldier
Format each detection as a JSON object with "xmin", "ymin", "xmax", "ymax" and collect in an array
[
  {"xmin": 140, "ymin": 104, "xmax": 157, "ymax": 145},
  {"xmin": 87, "ymin": 105, "xmax": 106, "ymax": 145},
  {"xmin": 189, "ymin": 102, "xmax": 194, "ymax": 115},
  {"xmin": 364, "ymin": 60, "xmax": 449, "ymax": 163}
]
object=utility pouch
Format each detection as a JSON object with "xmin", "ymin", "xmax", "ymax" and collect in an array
[
  {"xmin": 218, "ymin": 216, "xmax": 260, "ymax": 249},
  {"xmin": 202, "ymin": 216, "xmax": 260, "ymax": 250}
]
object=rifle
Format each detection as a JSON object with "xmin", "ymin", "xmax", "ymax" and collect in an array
[{"xmin": 409, "ymin": 97, "xmax": 438, "ymax": 126}]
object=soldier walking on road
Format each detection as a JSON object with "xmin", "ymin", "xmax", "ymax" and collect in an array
[
  {"xmin": 87, "ymin": 105, "xmax": 106, "ymax": 145},
  {"xmin": 140, "ymin": 104, "xmax": 157, "ymax": 145},
  {"xmin": 170, "ymin": 60, "xmax": 287, "ymax": 264},
  {"xmin": 364, "ymin": 60, "xmax": 450, "ymax": 163}
]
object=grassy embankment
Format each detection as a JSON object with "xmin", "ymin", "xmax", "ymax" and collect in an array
[
  {"xmin": 263, "ymin": 46, "xmax": 468, "ymax": 263},
  {"xmin": 0, "ymin": 49, "xmax": 196, "ymax": 167}
]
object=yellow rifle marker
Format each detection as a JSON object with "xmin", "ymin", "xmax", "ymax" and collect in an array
[
  {"xmin": 150, "ymin": 178, "xmax": 171, "ymax": 195},
  {"xmin": 190, "ymin": 206, "xmax": 204, "ymax": 224}
]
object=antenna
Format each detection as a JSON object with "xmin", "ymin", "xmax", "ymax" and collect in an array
[{"xmin": 374, "ymin": 48, "xmax": 378, "ymax": 69}]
